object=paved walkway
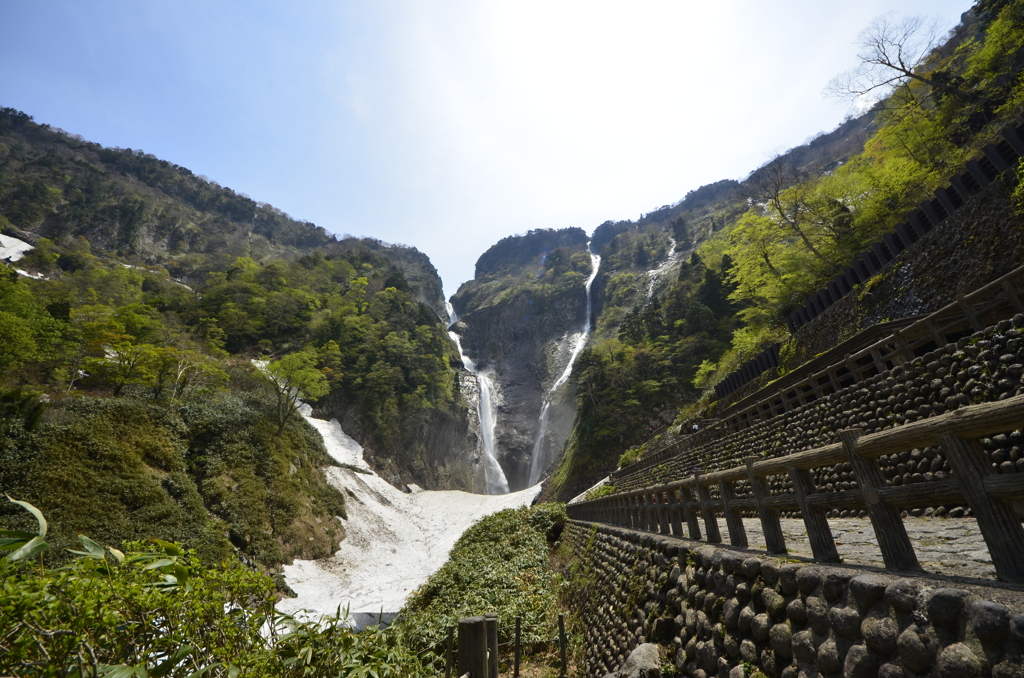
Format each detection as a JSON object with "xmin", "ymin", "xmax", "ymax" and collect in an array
[{"xmin": 733, "ymin": 517, "xmax": 994, "ymax": 579}]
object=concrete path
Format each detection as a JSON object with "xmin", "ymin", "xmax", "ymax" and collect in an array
[{"xmin": 735, "ymin": 516, "xmax": 995, "ymax": 578}]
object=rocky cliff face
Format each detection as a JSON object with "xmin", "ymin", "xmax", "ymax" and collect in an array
[{"xmin": 450, "ymin": 227, "xmax": 594, "ymax": 489}]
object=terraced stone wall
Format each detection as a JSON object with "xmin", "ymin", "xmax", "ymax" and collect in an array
[
  {"xmin": 613, "ymin": 314, "xmax": 1024, "ymax": 517},
  {"xmin": 565, "ymin": 521, "xmax": 1024, "ymax": 678}
]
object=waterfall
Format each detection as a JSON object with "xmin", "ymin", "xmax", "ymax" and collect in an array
[
  {"xmin": 527, "ymin": 246, "xmax": 602, "ymax": 486},
  {"xmin": 448, "ymin": 330, "xmax": 509, "ymax": 494},
  {"xmin": 645, "ymin": 235, "xmax": 681, "ymax": 301},
  {"xmin": 446, "ymin": 301, "xmax": 458, "ymax": 326}
]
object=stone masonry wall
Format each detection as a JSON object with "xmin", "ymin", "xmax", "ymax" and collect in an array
[
  {"xmin": 614, "ymin": 315, "xmax": 1024, "ymax": 517},
  {"xmin": 565, "ymin": 520, "xmax": 1024, "ymax": 678},
  {"xmin": 790, "ymin": 179, "xmax": 1024, "ymax": 367}
]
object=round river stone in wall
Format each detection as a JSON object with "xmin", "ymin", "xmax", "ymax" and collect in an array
[
  {"xmin": 926, "ymin": 588, "xmax": 969, "ymax": 629},
  {"xmin": 844, "ymin": 644, "xmax": 881, "ymax": 678},
  {"xmin": 792, "ymin": 629, "xmax": 816, "ymax": 664},
  {"xmin": 817, "ymin": 639, "xmax": 842, "ymax": 674},
  {"xmin": 897, "ymin": 623, "xmax": 937, "ymax": 674},
  {"xmin": 885, "ymin": 579, "xmax": 921, "ymax": 613},
  {"xmin": 937, "ymin": 642, "xmax": 986, "ymax": 678},
  {"xmin": 971, "ymin": 600, "xmax": 1011, "ymax": 646},
  {"xmin": 769, "ymin": 622, "xmax": 793, "ymax": 659},
  {"xmin": 751, "ymin": 613, "xmax": 772, "ymax": 642},
  {"xmin": 849, "ymin": 574, "xmax": 889, "ymax": 614},
  {"xmin": 861, "ymin": 616, "xmax": 898, "ymax": 656},
  {"xmin": 828, "ymin": 606, "xmax": 862, "ymax": 640}
]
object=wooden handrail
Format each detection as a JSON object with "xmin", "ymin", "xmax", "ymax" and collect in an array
[
  {"xmin": 613, "ymin": 266, "xmax": 1024, "ymax": 483},
  {"xmin": 570, "ymin": 394, "xmax": 1024, "ymax": 582}
]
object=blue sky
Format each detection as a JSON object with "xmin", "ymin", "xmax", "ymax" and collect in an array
[{"xmin": 1, "ymin": 0, "xmax": 971, "ymax": 296}]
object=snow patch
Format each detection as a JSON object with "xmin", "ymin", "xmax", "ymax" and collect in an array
[
  {"xmin": 277, "ymin": 412, "xmax": 540, "ymax": 629},
  {"xmin": 0, "ymin": 234, "xmax": 33, "ymax": 263}
]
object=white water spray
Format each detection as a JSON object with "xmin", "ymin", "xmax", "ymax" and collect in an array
[
  {"xmin": 445, "ymin": 301, "xmax": 458, "ymax": 326},
  {"xmin": 645, "ymin": 235, "xmax": 682, "ymax": 300},
  {"xmin": 527, "ymin": 246, "xmax": 602, "ymax": 486},
  {"xmin": 448, "ymin": 330, "xmax": 509, "ymax": 494}
]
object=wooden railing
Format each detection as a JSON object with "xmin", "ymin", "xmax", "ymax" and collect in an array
[
  {"xmin": 710, "ymin": 121, "xmax": 1024, "ymax": 403},
  {"xmin": 570, "ymin": 394, "xmax": 1024, "ymax": 583},
  {"xmin": 612, "ymin": 266, "xmax": 1024, "ymax": 483}
]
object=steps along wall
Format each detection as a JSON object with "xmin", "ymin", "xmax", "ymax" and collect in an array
[
  {"xmin": 565, "ymin": 521, "xmax": 1024, "ymax": 678},
  {"xmin": 611, "ymin": 314, "xmax": 1024, "ymax": 513}
]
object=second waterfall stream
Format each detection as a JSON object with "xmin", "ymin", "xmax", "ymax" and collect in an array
[{"xmin": 527, "ymin": 246, "xmax": 602, "ymax": 486}]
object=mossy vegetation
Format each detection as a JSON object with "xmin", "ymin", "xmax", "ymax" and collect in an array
[
  {"xmin": 0, "ymin": 500, "xmax": 429, "ymax": 677},
  {"xmin": 0, "ymin": 107, "xmax": 471, "ymax": 566},
  {"xmin": 0, "ymin": 387, "xmax": 347, "ymax": 570},
  {"xmin": 393, "ymin": 503, "xmax": 573, "ymax": 675}
]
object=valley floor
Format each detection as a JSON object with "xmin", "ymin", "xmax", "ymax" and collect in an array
[{"xmin": 276, "ymin": 412, "xmax": 540, "ymax": 628}]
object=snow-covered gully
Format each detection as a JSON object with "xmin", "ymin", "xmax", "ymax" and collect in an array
[{"xmin": 277, "ymin": 411, "xmax": 539, "ymax": 629}]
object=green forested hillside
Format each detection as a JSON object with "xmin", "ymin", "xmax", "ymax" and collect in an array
[
  {"xmin": 0, "ymin": 110, "xmax": 472, "ymax": 568},
  {"xmin": 547, "ymin": 0, "xmax": 1024, "ymax": 499}
]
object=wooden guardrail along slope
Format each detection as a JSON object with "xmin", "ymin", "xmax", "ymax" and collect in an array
[
  {"xmin": 614, "ymin": 265, "xmax": 1024, "ymax": 484},
  {"xmin": 712, "ymin": 119, "xmax": 1024, "ymax": 403},
  {"xmin": 569, "ymin": 393, "xmax": 1024, "ymax": 582}
]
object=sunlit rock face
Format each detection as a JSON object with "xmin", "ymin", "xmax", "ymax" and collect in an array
[{"xmin": 450, "ymin": 227, "xmax": 595, "ymax": 490}]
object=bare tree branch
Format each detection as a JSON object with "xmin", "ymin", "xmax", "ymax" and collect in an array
[{"xmin": 826, "ymin": 13, "xmax": 969, "ymax": 107}]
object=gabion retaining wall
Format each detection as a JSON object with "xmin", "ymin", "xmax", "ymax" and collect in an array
[
  {"xmin": 613, "ymin": 315, "xmax": 1024, "ymax": 519},
  {"xmin": 566, "ymin": 521, "xmax": 1024, "ymax": 678}
]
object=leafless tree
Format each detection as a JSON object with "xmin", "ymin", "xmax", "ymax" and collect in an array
[{"xmin": 827, "ymin": 13, "xmax": 969, "ymax": 105}]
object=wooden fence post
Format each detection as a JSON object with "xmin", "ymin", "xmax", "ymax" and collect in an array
[
  {"xmin": 644, "ymin": 490, "xmax": 657, "ymax": 532},
  {"xmin": 445, "ymin": 625, "xmax": 454, "ymax": 678},
  {"xmin": 718, "ymin": 480, "xmax": 748, "ymax": 547},
  {"xmin": 667, "ymin": 487, "xmax": 685, "ymax": 537},
  {"xmin": 744, "ymin": 457, "xmax": 787, "ymax": 554},
  {"xmin": 657, "ymin": 490, "xmax": 672, "ymax": 534},
  {"xmin": 680, "ymin": 485, "xmax": 703, "ymax": 540},
  {"xmin": 514, "ymin": 616, "xmax": 522, "ymax": 678},
  {"xmin": 458, "ymin": 616, "xmax": 488, "ymax": 678},
  {"xmin": 839, "ymin": 429, "xmax": 920, "ymax": 571},
  {"xmin": 788, "ymin": 466, "xmax": 840, "ymax": 562},
  {"xmin": 484, "ymin": 613, "xmax": 499, "ymax": 678},
  {"xmin": 941, "ymin": 433, "xmax": 1024, "ymax": 583},
  {"xmin": 693, "ymin": 472, "xmax": 722, "ymax": 543}
]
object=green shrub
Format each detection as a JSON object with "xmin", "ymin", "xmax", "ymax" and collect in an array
[
  {"xmin": 0, "ymin": 500, "xmax": 427, "ymax": 678},
  {"xmin": 618, "ymin": 445, "xmax": 644, "ymax": 468},
  {"xmin": 393, "ymin": 503, "xmax": 567, "ymax": 671},
  {"xmin": 0, "ymin": 391, "xmax": 345, "ymax": 569},
  {"xmin": 583, "ymin": 483, "xmax": 616, "ymax": 500}
]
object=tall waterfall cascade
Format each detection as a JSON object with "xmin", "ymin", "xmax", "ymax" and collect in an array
[
  {"xmin": 527, "ymin": 246, "xmax": 602, "ymax": 486},
  {"xmin": 448, "ymin": 329, "xmax": 509, "ymax": 494},
  {"xmin": 645, "ymin": 235, "xmax": 682, "ymax": 300}
]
